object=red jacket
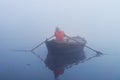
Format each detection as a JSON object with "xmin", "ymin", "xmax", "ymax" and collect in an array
[{"xmin": 55, "ymin": 31, "xmax": 64, "ymax": 42}]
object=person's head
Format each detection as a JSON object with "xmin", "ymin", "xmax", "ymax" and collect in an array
[{"xmin": 55, "ymin": 27, "xmax": 61, "ymax": 31}]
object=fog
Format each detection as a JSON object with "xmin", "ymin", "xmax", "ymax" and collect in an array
[{"xmin": 0, "ymin": 0, "xmax": 120, "ymax": 80}]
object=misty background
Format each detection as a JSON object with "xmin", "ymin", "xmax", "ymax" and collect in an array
[{"xmin": 0, "ymin": 0, "xmax": 120, "ymax": 80}]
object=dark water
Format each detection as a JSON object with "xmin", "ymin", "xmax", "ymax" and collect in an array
[{"xmin": 0, "ymin": 0, "xmax": 120, "ymax": 80}]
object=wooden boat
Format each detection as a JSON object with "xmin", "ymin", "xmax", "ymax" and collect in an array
[{"xmin": 45, "ymin": 36, "xmax": 87, "ymax": 70}]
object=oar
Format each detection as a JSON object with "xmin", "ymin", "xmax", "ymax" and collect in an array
[
  {"xmin": 85, "ymin": 45, "xmax": 103, "ymax": 55},
  {"xmin": 65, "ymin": 35, "xmax": 103, "ymax": 55},
  {"xmin": 83, "ymin": 53, "xmax": 101, "ymax": 62},
  {"xmin": 31, "ymin": 35, "xmax": 54, "ymax": 51},
  {"xmin": 31, "ymin": 51, "xmax": 45, "ymax": 63}
]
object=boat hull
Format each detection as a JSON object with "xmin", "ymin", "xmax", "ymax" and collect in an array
[{"xmin": 45, "ymin": 36, "xmax": 86, "ymax": 70}]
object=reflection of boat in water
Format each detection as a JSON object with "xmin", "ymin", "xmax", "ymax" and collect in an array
[
  {"xmin": 14, "ymin": 27, "xmax": 103, "ymax": 80},
  {"xmin": 45, "ymin": 36, "xmax": 87, "ymax": 79},
  {"xmin": 14, "ymin": 34, "xmax": 103, "ymax": 80}
]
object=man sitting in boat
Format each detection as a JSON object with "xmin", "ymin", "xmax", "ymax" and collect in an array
[
  {"xmin": 55, "ymin": 27, "xmax": 65, "ymax": 42},
  {"xmin": 52, "ymin": 27, "xmax": 65, "ymax": 78}
]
